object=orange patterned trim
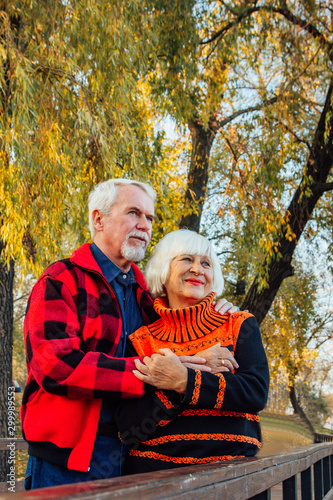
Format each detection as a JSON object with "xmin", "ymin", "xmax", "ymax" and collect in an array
[
  {"xmin": 142, "ymin": 433, "xmax": 261, "ymax": 448},
  {"xmin": 155, "ymin": 390, "xmax": 173, "ymax": 409},
  {"xmin": 129, "ymin": 449, "xmax": 244, "ymax": 464},
  {"xmin": 180, "ymin": 409, "xmax": 259, "ymax": 422},
  {"xmin": 190, "ymin": 370, "xmax": 201, "ymax": 405},
  {"xmin": 214, "ymin": 373, "xmax": 226, "ymax": 409},
  {"xmin": 158, "ymin": 419, "xmax": 172, "ymax": 427}
]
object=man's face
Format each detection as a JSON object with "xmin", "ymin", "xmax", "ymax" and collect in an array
[{"xmin": 93, "ymin": 185, "xmax": 155, "ymax": 271}]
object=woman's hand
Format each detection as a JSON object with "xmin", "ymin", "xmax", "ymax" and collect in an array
[
  {"xmin": 195, "ymin": 343, "xmax": 239, "ymax": 374},
  {"xmin": 133, "ymin": 348, "xmax": 188, "ymax": 393}
]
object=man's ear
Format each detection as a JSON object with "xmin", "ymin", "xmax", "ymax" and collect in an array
[{"xmin": 92, "ymin": 209, "xmax": 104, "ymax": 232}]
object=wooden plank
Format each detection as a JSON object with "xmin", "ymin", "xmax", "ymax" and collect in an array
[
  {"xmin": 0, "ymin": 479, "xmax": 24, "ymax": 494},
  {"xmin": 1, "ymin": 443, "xmax": 332, "ymax": 500},
  {"xmin": 248, "ymin": 491, "xmax": 271, "ymax": 500},
  {"xmin": 0, "ymin": 439, "xmax": 28, "ymax": 451}
]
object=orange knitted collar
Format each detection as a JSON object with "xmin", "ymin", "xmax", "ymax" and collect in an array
[{"xmin": 147, "ymin": 292, "xmax": 228, "ymax": 343}]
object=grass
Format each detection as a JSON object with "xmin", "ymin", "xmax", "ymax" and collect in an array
[{"xmin": 259, "ymin": 412, "xmax": 313, "ymax": 456}]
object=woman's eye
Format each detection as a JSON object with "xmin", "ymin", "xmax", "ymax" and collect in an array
[{"xmin": 202, "ymin": 261, "xmax": 211, "ymax": 267}]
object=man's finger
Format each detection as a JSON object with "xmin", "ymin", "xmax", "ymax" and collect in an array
[
  {"xmin": 158, "ymin": 348, "xmax": 174, "ymax": 356},
  {"xmin": 214, "ymin": 298, "xmax": 241, "ymax": 315},
  {"xmin": 227, "ymin": 306, "xmax": 241, "ymax": 314},
  {"xmin": 182, "ymin": 362, "xmax": 212, "ymax": 372},
  {"xmin": 150, "ymin": 353, "xmax": 161, "ymax": 361},
  {"xmin": 179, "ymin": 355, "xmax": 207, "ymax": 365},
  {"xmin": 135, "ymin": 358, "xmax": 150, "ymax": 373},
  {"xmin": 133, "ymin": 370, "xmax": 147, "ymax": 381},
  {"xmin": 218, "ymin": 302, "xmax": 234, "ymax": 314}
]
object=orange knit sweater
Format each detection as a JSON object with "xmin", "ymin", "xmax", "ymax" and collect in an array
[
  {"xmin": 129, "ymin": 292, "xmax": 245, "ymax": 359},
  {"xmin": 114, "ymin": 293, "xmax": 270, "ymax": 474}
]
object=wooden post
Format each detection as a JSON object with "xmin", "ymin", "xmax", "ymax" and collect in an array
[
  {"xmin": 314, "ymin": 459, "xmax": 323, "ymax": 500},
  {"xmin": 323, "ymin": 456, "xmax": 330, "ymax": 494},
  {"xmin": 282, "ymin": 475, "xmax": 296, "ymax": 500},
  {"xmin": 301, "ymin": 467, "xmax": 312, "ymax": 500}
]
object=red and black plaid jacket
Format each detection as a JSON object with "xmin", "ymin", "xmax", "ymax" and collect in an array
[{"xmin": 21, "ymin": 243, "xmax": 156, "ymax": 472}]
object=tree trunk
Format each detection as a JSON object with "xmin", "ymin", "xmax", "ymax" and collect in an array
[
  {"xmin": 179, "ymin": 115, "xmax": 220, "ymax": 231},
  {"xmin": 242, "ymin": 80, "xmax": 333, "ymax": 325},
  {"xmin": 0, "ymin": 240, "xmax": 14, "ymax": 482},
  {"xmin": 288, "ymin": 384, "xmax": 315, "ymax": 435}
]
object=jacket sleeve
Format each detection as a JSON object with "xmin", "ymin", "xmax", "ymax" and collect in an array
[
  {"xmin": 24, "ymin": 275, "xmax": 144, "ymax": 399},
  {"xmin": 182, "ymin": 316, "xmax": 269, "ymax": 413}
]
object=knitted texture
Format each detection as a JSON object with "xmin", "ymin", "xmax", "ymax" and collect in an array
[{"xmin": 114, "ymin": 296, "xmax": 269, "ymax": 474}]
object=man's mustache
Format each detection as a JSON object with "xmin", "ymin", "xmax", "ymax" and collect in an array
[{"xmin": 126, "ymin": 231, "xmax": 149, "ymax": 246}]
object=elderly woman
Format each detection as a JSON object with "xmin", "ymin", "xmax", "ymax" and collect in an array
[{"xmin": 114, "ymin": 229, "xmax": 269, "ymax": 474}]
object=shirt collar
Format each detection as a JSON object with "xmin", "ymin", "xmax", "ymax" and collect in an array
[{"xmin": 90, "ymin": 242, "xmax": 135, "ymax": 284}]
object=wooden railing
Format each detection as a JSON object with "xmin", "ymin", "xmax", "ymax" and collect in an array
[
  {"xmin": 0, "ymin": 441, "xmax": 332, "ymax": 499},
  {"xmin": 314, "ymin": 432, "xmax": 333, "ymax": 443}
]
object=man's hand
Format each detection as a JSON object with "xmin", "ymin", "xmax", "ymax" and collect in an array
[
  {"xmin": 195, "ymin": 343, "xmax": 238, "ymax": 374},
  {"xmin": 213, "ymin": 298, "xmax": 240, "ymax": 314},
  {"xmin": 178, "ymin": 355, "xmax": 212, "ymax": 372},
  {"xmin": 133, "ymin": 348, "xmax": 189, "ymax": 393}
]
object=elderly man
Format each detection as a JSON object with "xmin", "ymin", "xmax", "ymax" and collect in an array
[{"xmin": 22, "ymin": 179, "xmax": 237, "ymax": 489}]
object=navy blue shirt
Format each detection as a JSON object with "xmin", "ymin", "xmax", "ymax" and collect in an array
[
  {"xmin": 90, "ymin": 243, "xmax": 144, "ymax": 426},
  {"xmin": 90, "ymin": 242, "xmax": 143, "ymax": 356}
]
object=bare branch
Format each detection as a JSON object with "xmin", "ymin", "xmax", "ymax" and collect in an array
[
  {"xmin": 13, "ymin": 294, "xmax": 30, "ymax": 303},
  {"xmin": 217, "ymin": 96, "xmax": 278, "ymax": 129}
]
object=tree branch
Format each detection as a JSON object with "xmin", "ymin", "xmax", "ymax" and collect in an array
[
  {"xmin": 313, "ymin": 182, "xmax": 333, "ymax": 194},
  {"xmin": 201, "ymin": 2, "xmax": 333, "ymax": 63},
  {"xmin": 268, "ymin": 4, "xmax": 333, "ymax": 61},
  {"xmin": 200, "ymin": 6, "xmax": 260, "ymax": 45},
  {"xmin": 217, "ymin": 96, "xmax": 278, "ymax": 129}
]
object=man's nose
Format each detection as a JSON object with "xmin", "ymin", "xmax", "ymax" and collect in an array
[{"xmin": 136, "ymin": 214, "xmax": 151, "ymax": 231}]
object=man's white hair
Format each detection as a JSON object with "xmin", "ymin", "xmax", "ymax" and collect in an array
[
  {"xmin": 145, "ymin": 229, "xmax": 224, "ymax": 298},
  {"xmin": 88, "ymin": 178, "xmax": 156, "ymax": 239}
]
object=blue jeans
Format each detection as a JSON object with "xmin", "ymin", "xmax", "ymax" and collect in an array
[{"xmin": 24, "ymin": 436, "xmax": 126, "ymax": 490}]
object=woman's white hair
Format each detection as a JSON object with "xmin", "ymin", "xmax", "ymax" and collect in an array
[
  {"xmin": 88, "ymin": 178, "xmax": 156, "ymax": 239},
  {"xmin": 145, "ymin": 229, "xmax": 224, "ymax": 298}
]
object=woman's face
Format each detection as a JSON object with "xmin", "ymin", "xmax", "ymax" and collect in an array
[{"xmin": 164, "ymin": 253, "xmax": 214, "ymax": 309}]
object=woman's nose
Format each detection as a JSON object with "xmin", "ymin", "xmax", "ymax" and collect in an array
[{"xmin": 190, "ymin": 261, "xmax": 202, "ymax": 274}]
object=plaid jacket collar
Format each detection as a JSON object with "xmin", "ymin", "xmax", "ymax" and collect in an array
[{"xmin": 70, "ymin": 242, "xmax": 149, "ymax": 292}]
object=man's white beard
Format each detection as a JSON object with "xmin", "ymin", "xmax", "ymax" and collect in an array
[{"xmin": 121, "ymin": 232, "xmax": 149, "ymax": 262}]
